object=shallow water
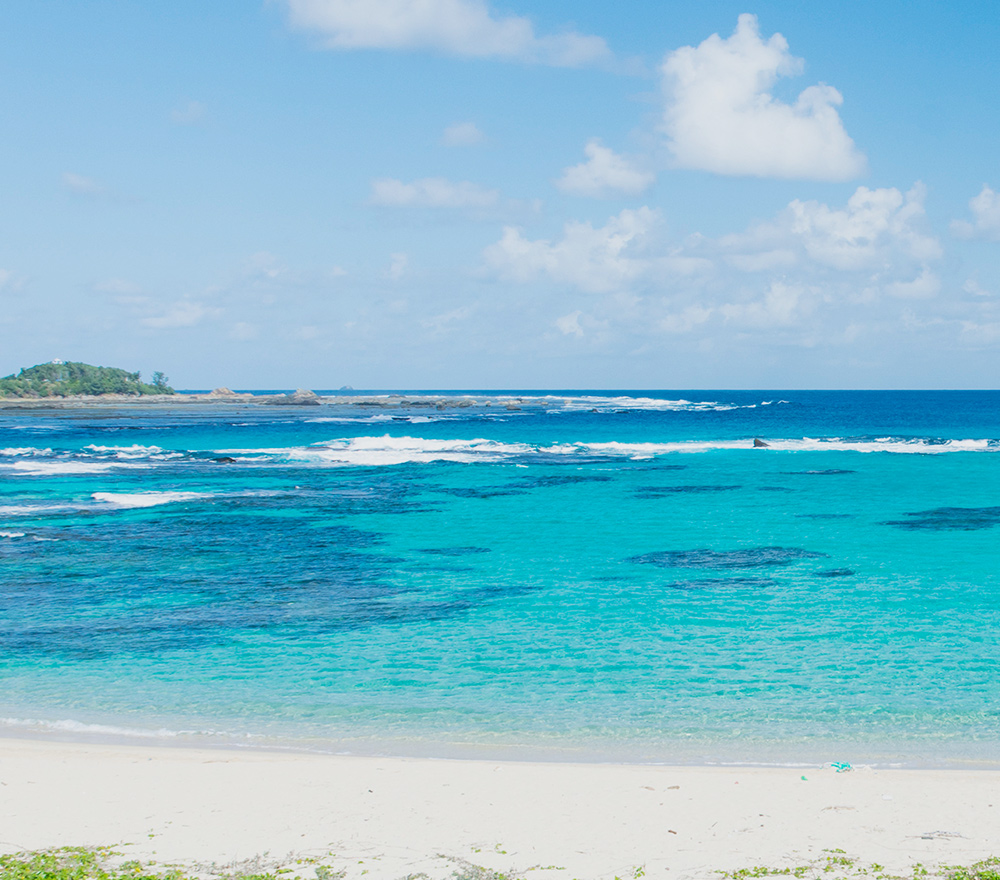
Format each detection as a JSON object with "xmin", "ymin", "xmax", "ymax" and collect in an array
[{"xmin": 2, "ymin": 391, "xmax": 999, "ymax": 766}]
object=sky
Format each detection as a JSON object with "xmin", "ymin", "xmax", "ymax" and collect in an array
[{"xmin": 2, "ymin": 1, "xmax": 1000, "ymax": 390}]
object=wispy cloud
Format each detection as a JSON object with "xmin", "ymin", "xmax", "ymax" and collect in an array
[
  {"xmin": 442, "ymin": 121, "xmax": 485, "ymax": 147},
  {"xmin": 371, "ymin": 177, "xmax": 499, "ymax": 208},
  {"xmin": 171, "ymin": 100, "xmax": 207, "ymax": 125},
  {"xmin": 62, "ymin": 172, "xmax": 105, "ymax": 197},
  {"xmin": 284, "ymin": 0, "xmax": 611, "ymax": 66}
]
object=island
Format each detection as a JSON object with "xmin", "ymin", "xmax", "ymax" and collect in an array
[{"xmin": 0, "ymin": 360, "xmax": 174, "ymax": 398}]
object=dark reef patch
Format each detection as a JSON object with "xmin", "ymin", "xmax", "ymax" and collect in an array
[
  {"xmin": 419, "ymin": 546, "xmax": 491, "ymax": 556},
  {"xmin": 665, "ymin": 576, "xmax": 778, "ymax": 591},
  {"xmin": 636, "ymin": 484, "xmax": 741, "ymax": 497},
  {"xmin": 795, "ymin": 513, "xmax": 856, "ymax": 520},
  {"xmin": 815, "ymin": 568, "xmax": 855, "ymax": 578},
  {"xmin": 884, "ymin": 506, "xmax": 1000, "ymax": 531},
  {"xmin": 629, "ymin": 547, "xmax": 828, "ymax": 569},
  {"xmin": 784, "ymin": 469, "xmax": 857, "ymax": 476},
  {"xmin": 513, "ymin": 474, "xmax": 613, "ymax": 489}
]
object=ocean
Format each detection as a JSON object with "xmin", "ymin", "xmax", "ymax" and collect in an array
[{"xmin": 1, "ymin": 390, "xmax": 999, "ymax": 767}]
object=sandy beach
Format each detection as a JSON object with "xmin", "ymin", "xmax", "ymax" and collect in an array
[{"xmin": 1, "ymin": 739, "xmax": 998, "ymax": 879}]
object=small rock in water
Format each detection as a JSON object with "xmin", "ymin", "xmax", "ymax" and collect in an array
[{"xmin": 753, "ymin": 437, "xmax": 770, "ymax": 448}]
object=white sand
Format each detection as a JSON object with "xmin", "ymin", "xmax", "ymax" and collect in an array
[{"xmin": 1, "ymin": 738, "xmax": 998, "ymax": 879}]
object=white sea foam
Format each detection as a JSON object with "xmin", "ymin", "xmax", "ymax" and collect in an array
[
  {"xmin": 0, "ymin": 716, "xmax": 233, "ymax": 740},
  {"xmin": 0, "ymin": 531, "xmax": 26, "ymax": 538},
  {"xmin": 85, "ymin": 444, "xmax": 164, "ymax": 457},
  {"xmin": 4, "ymin": 460, "xmax": 147, "ymax": 476},
  {"xmin": 541, "ymin": 395, "xmax": 748, "ymax": 412},
  {"xmin": 0, "ymin": 446, "xmax": 52, "ymax": 457},
  {"xmin": 211, "ymin": 434, "xmax": 1000, "ymax": 467},
  {"xmin": 91, "ymin": 491, "xmax": 209, "ymax": 509},
  {"xmin": 0, "ymin": 503, "xmax": 79, "ymax": 516}
]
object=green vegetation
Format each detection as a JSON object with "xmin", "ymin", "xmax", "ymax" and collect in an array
[
  {"xmin": 2, "ymin": 849, "xmax": 999, "ymax": 880},
  {"xmin": 0, "ymin": 361, "xmax": 174, "ymax": 398},
  {"xmin": 722, "ymin": 851, "xmax": 1000, "ymax": 880}
]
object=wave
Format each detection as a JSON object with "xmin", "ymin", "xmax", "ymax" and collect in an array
[
  {"xmin": 2, "ymin": 459, "xmax": 150, "ymax": 476},
  {"xmin": 211, "ymin": 434, "xmax": 1000, "ymax": 467},
  {"xmin": 538, "ymin": 394, "xmax": 763, "ymax": 413},
  {"xmin": 0, "ymin": 530, "xmax": 26, "ymax": 538},
  {"xmin": 0, "ymin": 446, "xmax": 53, "ymax": 457},
  {"xmin": 92, "ymin": 491, "xmax": 210, "ymax": 509}
]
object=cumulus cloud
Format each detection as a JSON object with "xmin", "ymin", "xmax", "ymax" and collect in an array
[
  {"xmin": 661, "ymin": 14, "xmax": 866, "ymax": 180},
  {"xmin": 556, "ymin": 140, "xmax": 655, "ymax": 198},
  {"xmin": 555, "ymin": 310, "xmax": 584, "ymax": 337},
  {"xmin": 724, "ymin": 183, "xmax": 940, "ymax": 275},
  {"xmin": 442, "ymin": 121, "xmax": 485, "ymax": 146},
  {"xmin": 284, "ymin": 0, "xmax": 610, "ymax": 66},
  {"xmin": 721, "ymin": 282, "xmax": 808, "ymax": 327},
  {"xmin": 884, "ymin": 267, "xmax": 941, "ymax": 299},
  {"xmin": 371, "ymin": 177, "xmax": 499, "ymax": 208},
  {"xmin": 484, "ymin": 207, "xmax": 658, "ymax": 293},
  {"xmin": 951, "ymin": 185, "xmax": 1000, "ymax": 241}
]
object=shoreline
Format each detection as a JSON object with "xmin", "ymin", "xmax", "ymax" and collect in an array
[
  {"xmin": 2, "ymin": 736, "xmax": 999, "ymax": 879},
  {"xmin": 6, "ymin": 723, "xmax": 1000, "ymax": 772}
]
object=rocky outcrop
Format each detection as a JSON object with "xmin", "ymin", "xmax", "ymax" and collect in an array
[
  {"xmin": 261, "ymin": 388, "xmax": 321, "ymax": 405},
  {"xmin": 753, "ymin": 438, "xmax": 770, "ymax": 448}
]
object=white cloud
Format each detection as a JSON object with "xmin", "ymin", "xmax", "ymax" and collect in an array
[
  {"xmin": 724, "ymin": 184, "xmax": 940, "ymax": 274},
  {"xmin": 484, "ymin": 207, "xmax": 658, "ymax": 293},
  {"xmin": 660, "ymin": 304, "xmax": 712, "ymax": 334},
  {"xmin": 556, "ymin": 140, "xmax": 655, "ymax": 198},
  {"xmin": 171, "ymin": 100, "xmax": 207, "ymax": 125},
  {"xmin": 141, "ymin": 301, "xmax": 214, "ymax": 329},
  {"xmin": 442, "ymin": 121, "xmax": 485, "ymax": 146},
  {"xmin": 661, "ymin": 14, "xmax": 866, "ymax": 180},
  {"xmin": 951, "ymin": 185, "xmax": 1000, "ymax": 241},
  {"xmin": 284, "ymin": 0, "xmax": 610, "ymax": 66},
  {"xmin": 885, "ymin": 267, "xmax": 941, "ymax": 299},
  {"xmin": 371, "ymin": 177, "xmax": 499, "ymax": 208},
  {"xmin": 62, "ymin": 172, "xmax": 104, "ymax": 196},
  {"xmin": 721, "ymin": 282, "xmax": 808, "ymax": 327},
  {"xmin": 230, "ymin": 322, "xmax": 259, "ymax": 341},
  {"xmin": 388, "ymin": 252, "xmax": 409, "ymax": 280},
  {"xmin": 555, "ymin": 310, "xmax": 584, "ymax": 337}
]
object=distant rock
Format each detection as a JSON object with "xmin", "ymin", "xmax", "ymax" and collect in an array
[
  {"xmin": 262, "ymin": 388, "xmax": 321, "ymax": 406},
  {"xmin": 753, "ymin": 438, "xmax": 770, "ymax": 448},
  {"xmin": 210, "ymin": 387, "xmax": 238, "ymax": 397}
]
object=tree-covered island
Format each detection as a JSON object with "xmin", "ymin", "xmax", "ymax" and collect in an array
[{"xmin": 0, "ymin": 361, "xmax": 174, "ymax": 398}]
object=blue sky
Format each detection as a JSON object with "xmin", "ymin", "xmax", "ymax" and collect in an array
[{"xmin": 2, "ymin": 1, "xmax": 1000, "ymax": 389}]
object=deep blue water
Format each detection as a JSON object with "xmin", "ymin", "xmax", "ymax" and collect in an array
[{"xmin": 1, "ymin": 390, "xmax": 999, "ymax": 766}]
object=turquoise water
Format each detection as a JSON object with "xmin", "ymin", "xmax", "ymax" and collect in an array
[{"xmin": 2, "ymin": 391, "xmax": 999, "ymax": 766}]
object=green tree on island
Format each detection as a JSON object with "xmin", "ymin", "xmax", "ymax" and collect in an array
[{"xmin": 0, "ymin": 361, "xmax": 175, "ymax": 398}]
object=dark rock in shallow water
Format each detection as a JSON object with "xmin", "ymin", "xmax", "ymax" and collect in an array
[
  {"xmin": 628, "ymin": 546, "xmax": 828, "ymax": 569},
  {"xmin": 753, "ymin": 438, "xmax": 770, "ymax": 448},
  {"xmin": 885, "ymin": 506, "xmax": 1000, "ymax": 531},
  {"xmin": 815, "ymin": 568, "xmax": 855, "ymax": 578},
  {"xmin": 666, "ymin": 576, "xmax": 778, "ymax": 591},
  {"xmin": 213, "ymin": 456, "xmax": 238, "ymax": 464},
  {"xmin": 784, "ymin": 469, "xmax": 857, "ymax": 476},
  {"xmin": 262, "ymin": 388, "xmax": 321, "ymax": 405}
]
